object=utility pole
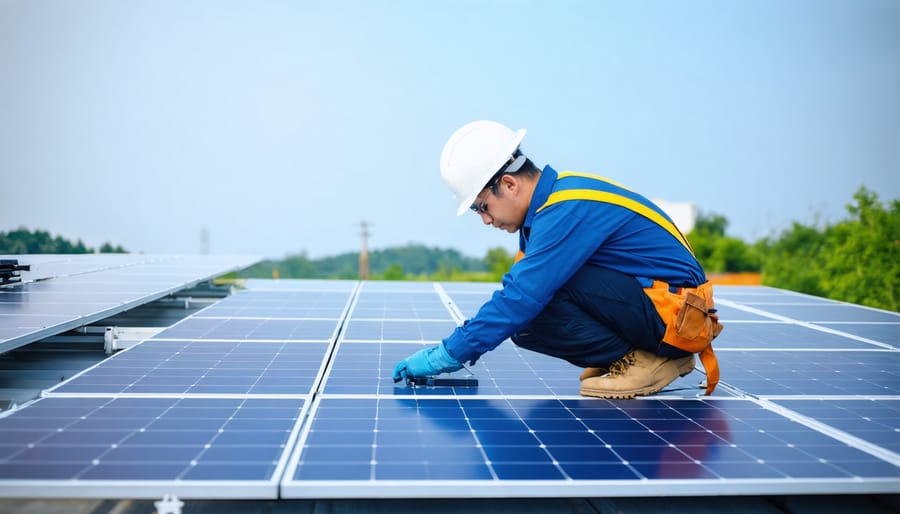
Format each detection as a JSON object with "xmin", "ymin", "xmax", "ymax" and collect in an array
[
  {"xmin": 359, "ymin": 221, "xmax": 371, "ymax": 280},
  {"xmin": 200, "ymin": 228, "xmax": 210, "ymax": 255}
]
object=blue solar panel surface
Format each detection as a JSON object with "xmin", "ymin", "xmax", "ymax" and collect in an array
[
  {"xmin": 288, "ymin": 397, "xmax": 897, "ymax": 485},
  {"xmin": 770, "ymin": 399, "xmax": 900, "ymax": 453},
  {"xmin": 1, "ymin": 280, "xmax": 898, "ymax": 499},
  {"xmin": 285, "ymin": 283, "xmax": 900, "ymax": 497},
  {"xmin": 321, "ymin": 341, "xmax": 712, "ymax": 397},
  {"xmin": 198, "ymin": 291, "xmax": 352, "ymax": 318},
  {"xmin": 49, "ymin": 340, "xmax": 331, "ymax": 395},
  {"xmin": 154, "ymin": 317, "xmax": 341, "ymax": 341},
  {"xmin": 0, "ymin": 396, "xmax": 305, "ymax": 498},
  {"xmin": 0, "ymin": 254, "xmax": 260, "ymax": 353},
  {"xmin": 714, "ymin": 350, "xmax": 899, "ymax": 396}
]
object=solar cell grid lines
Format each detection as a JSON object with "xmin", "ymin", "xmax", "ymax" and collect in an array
[
  {"xmin": 0, "ymin": 254, "xmax": 260, "ymax": 354},
  {"xmin": 816, "ymin": 322, "xmax": 900, "ymax": 343},
  {"xmin": 1, "ymin": 280, "xmax": 898, "ymax": 499},
  {"xmin": 740, "ymin": 302, "xmax": 899, "ymax": 323},
  {"xmin": 320, "ymin": 340, "xmax": 712, "ymax": 397},
  {"xmin": 340, "ymin": 319, "xmax": 460, "ymax": 342},
  {"xmin": 711, "ymin": 322, "xmax": 884, "ymax": 349},
  {"xmin": 770, "ymin": 399, "xmax": 900, "ymax": 453},
  {"xmin": 199, "ymin": 291, "xmax": 353, "ymax": 319},
  {"xmin": 0, "ymin": 397, "xmax": 306, "ymax": 498},
  {"xmin": 347, "ymin": 286, "xmax": 456, "ymax": 320},
  {"xmin": 46, "ymin": 340, "xmax": 331, "ymax": 396},
  {"xmin": 242, "ymin": 279, "xmax": 357, "ymax": 292},
  {"xmin": 714, "ymin": 349, "xmax": 899, "ymax": 397},
  {"xmin": 153, "ymin": 317, "xmax": 341, "ymax": 341},
  {"xmin": 283, "ymin": 396, "xmax": 899, "ymax": 496}
]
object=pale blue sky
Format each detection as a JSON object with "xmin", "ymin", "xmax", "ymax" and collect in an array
[{"xmin": 1, "ymin": 0, "xmax": 897, "ymax": 259}]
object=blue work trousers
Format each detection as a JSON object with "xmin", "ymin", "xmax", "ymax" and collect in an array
[{"xmin": 511, "ymin": 265, "xmax": 690, "ymax": 368}]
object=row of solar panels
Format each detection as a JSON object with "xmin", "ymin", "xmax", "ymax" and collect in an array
[
  {"xmin": 0, "ymin": 276, "xmax": 898, "ymax": 498},
  {"xmin": 0, "ymin": 254, "xmax": 261, "ymax": 353}
]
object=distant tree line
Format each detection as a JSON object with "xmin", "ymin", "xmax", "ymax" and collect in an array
[
  {"xmin": 687, "ymin": 186, "xmax": 897, "ymax": 311},
  {"xmin": 0, "ymin": 227, "xmax": 126, "ymax": 254},
  {"xmin": 756, "ymin": 187, "xmax": 898, "ymax": 312},
  {"xmin": 240, "ymin": 244, "xmax": 492, "ymax": 281}
]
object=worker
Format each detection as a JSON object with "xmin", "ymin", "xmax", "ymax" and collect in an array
[{"xmin": 392, "ymin": 120, "xmax": 723, "ymax": 398}]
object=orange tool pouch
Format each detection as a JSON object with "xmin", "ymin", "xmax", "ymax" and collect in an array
[{"xmin": 643, "ymin": 280, "xmax": 724, "ymax": 395}]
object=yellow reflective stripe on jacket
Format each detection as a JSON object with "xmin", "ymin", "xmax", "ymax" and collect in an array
[
  {"xmin": 555, "ymin": 170, "xmax": 633, "ymax": 192},
  {"xmin": 536, "ymin": 186, "xmax": 695, "ymax": 256}
]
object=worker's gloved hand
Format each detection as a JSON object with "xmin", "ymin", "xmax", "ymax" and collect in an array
[{"xmin": 392, "ymin": 343, "xmax": 463, "ymax": 382}]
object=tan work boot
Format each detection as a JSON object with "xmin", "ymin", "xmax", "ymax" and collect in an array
[{"xmin": 580, "ymin": 350, "xmax": 695, "ymax": 399}]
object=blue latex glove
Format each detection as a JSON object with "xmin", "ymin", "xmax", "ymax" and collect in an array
[{"xmin": 392, "ymin": 343, "xmax": 463, "ymax": 382}]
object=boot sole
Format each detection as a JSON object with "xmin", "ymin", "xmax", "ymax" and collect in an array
[
  {"xmin": 579, "ymin": 356, "xmax": 696, "ymax": 399},
  {"xmin": 580, "ymin": 381, "xmax": 668, "ymax": 400}
]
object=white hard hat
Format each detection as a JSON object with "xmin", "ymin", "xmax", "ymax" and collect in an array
[{"xmin": 440, "ymin": 120, "xmax": 527, "ymax": 216}]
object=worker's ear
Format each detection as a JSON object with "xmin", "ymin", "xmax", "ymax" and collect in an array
[{"xmin": 500, "ymin": 174, "xmax": 517, "ymax": 192}]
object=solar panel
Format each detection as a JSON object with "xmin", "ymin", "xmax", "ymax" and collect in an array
[
  {"xmin": 282, "ymin": 283, "xmax": 899, "ymax": 498},
  {"xmin": 769, "ymin": 399, "xmax": 900, "ymax": 453},
  {"xmin": 735, "ymin": 303, "xmax": 899, "ymax": 323},
  {"xmin": 281, "ymin": 396, "xmax": 899, "ymax": 497},
  {"xmin": 815, "ymin": 322, "xmax": 900, "ymax": 342},
  {"xmin": 45, "ymin": 340, "xmax": 331, "ymax": 396},
  {"xmin": 241, "ymin": 278, "xmax": 358, "ymax": 292},
  {"xmin": 0, "ymin": 253, "xmax": 176, "ymax": 283},
  {"xmin": 151, "ymin": 289, "xmax": 354, "ymax": 341},
  {"xmin": 0, "ymin": 279, "xmax": 357, "ymax": 498},
  {"xmin": 320, "ymin": 341, "xmax": 713, "ymax": 398},
  {"xmin": 1, "ymin": 280, "xmax": 897, "ymax": 500},
  {"xmin": 198, "ymin": 290, "xmax": 353, "ymax": 318},
  {"xmin": 0, "ymin": 254, "xmax": 259, "ymax": 353},
  {"xmin": 714, "ymin": 349, "xmax": 899, "ymax": 397},
  {"xmin": 153, "ymin": 317, "xmax": 342, "ymax": 341},
  {"xmin": 0, "ymin": 396, "xmax": 307, "ymax": 498},
  {"xmin": 713, "ymin": 322, "xmax": 885, "ymax": 349}
]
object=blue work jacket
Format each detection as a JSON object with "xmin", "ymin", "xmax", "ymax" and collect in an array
[{"xmin": 443, "ymin": 165, "xmax": 707, "ymax": 364}]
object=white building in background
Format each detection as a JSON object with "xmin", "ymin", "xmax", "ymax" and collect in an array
[{"xmin": 652, "ymin": 199, "xmax": 697, "ymax": 235}]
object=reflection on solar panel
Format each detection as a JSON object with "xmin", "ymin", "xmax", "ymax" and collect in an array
[
  {"xmin": 769, "ymin": 399, "xmax": 900, "ymax": 453},
  {"xmin": 283, "ymin": 396, "xmax": 898, "ymax": 496},
  {"xmin": 321, "ymin": 341, "xmax": 710, "ymax": 397},
  {"xmin": 286, "ymin": 283, "xmax": 900, "ymax": 497},
  {"xmin": 47, "ymin": 340, "xmax": 331, "ymax": 395},
  {"xmin": 0, "ymin": 281, "xmax": 897, "ymax": 499},
  {"xmin": 0, "ymin": 397, "xmax": 306, "ymax": 498},
  {"xmin": 154, "ymin": 317, "xmax": 342, "ymax": 341},
  {"xmin": 199, "ymin": 291, "xmax": 353, "ymax": 318},
  {"xmin": 0, "ymin": 254, "xmax": 260, "ymax": 353},
  {"xmin": 715, "ymin": 350, "xmax": 899, "ymax": 396}
]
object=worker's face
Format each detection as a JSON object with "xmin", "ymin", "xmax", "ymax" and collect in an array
[{"xmin": 470, "ymin": 175, "xmax": 528, "ymax": 233}]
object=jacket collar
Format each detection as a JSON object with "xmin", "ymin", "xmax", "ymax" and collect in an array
[{"xmin": 523, "ymin": 165, "xmax": 557, "ymax": 229}]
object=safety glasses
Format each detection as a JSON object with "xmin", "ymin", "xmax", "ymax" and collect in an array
[{"xmin": 469, "ymin": 151, "xmax": 525, "ymax": 215}]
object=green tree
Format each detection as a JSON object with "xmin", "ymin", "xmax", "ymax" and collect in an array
[
  {"xmin": 820, "ymin": 188, "xmax": 898, "ymax": 310},
  {"xmin": 484, "ymin": 246, "xmax": 515, "ymax": 280},
  {"xmin": 380, "ymin": 263, "xmax": 406, "ymax": 280},
  {"xmin": 758, "ymin": 222, "xmax": 827, "ymax": 297},
  {"xmin": 693, "ymin": 212, "xmax": 728, "ymax": 236},
  {"xmin": 99, "ymin": 242, "xmax": 127, "ymax": 253},
  {"xmin": 0, "ymin": 227, "xmax": 119, "ymax": 254},
  {"xmin": 686, "ymin": 212, "xmax": 761, "ymax": 273},
  {"xmin": 760, "ymin": 187, "xmax": 899, "ymax": 311},
  {"xmin": 240, "ymin": 244, "xmax": 487, "ymax": 280}
]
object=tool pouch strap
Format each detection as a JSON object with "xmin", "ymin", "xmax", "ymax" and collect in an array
[{"xmin": 643, "ymin": 280, "xmax": 724, "ymax": 395}]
